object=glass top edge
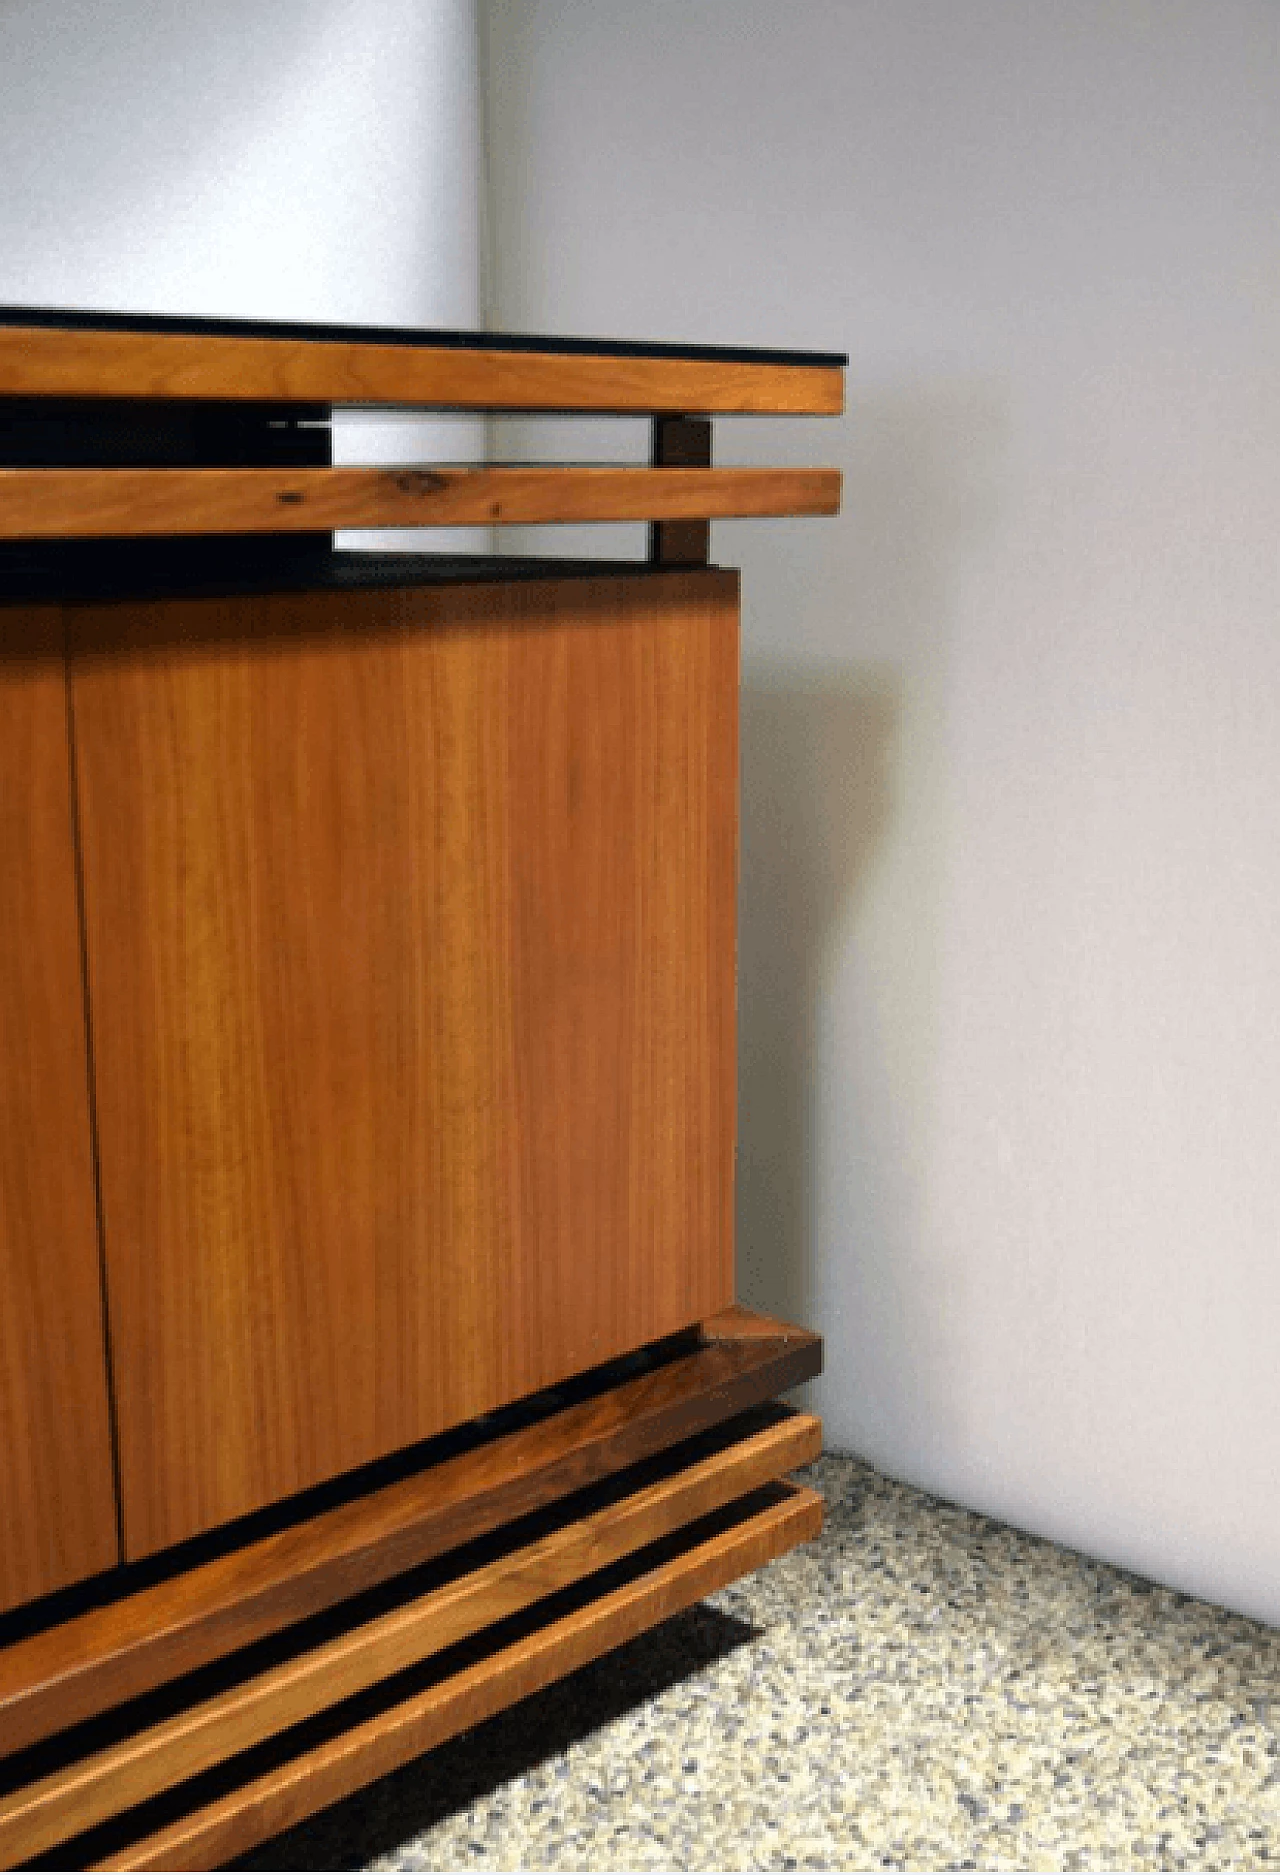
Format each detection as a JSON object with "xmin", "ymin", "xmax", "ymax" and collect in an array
[{"xmin": 0, "ymin": 305, "xmax": 847, "ymax": 371}]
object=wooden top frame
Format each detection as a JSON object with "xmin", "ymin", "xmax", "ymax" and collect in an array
[{"xmin": 0, "ymin": 306, "xmax": 845, "ymax": 415}]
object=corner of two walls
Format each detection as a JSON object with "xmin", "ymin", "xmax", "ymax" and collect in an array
[
  {"xmin": 481, "ymin": 0, "xmax": 1280, "ymax": 1628},
  {"xmin": 0, "ymin": 0, "xmax": 489, "ymax": 552}
]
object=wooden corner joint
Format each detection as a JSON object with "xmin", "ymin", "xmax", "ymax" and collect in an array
[
  {"xmin": 649, "ymin": 414, "xmax": 713, "ymax": 566},
  {"xmin": 699, "ymin": 1304, "xmax": 820, "ymax": 1348}
]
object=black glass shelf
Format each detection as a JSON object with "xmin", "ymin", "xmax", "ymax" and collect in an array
[{"xmin": 0, "ymin": 304, "xmax": 847, "ymax": 371}]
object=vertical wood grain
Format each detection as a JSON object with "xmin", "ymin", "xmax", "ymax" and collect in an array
[
  {"xmin": 0, "ymin": 606, "xmax": 119, "ymax": 1612},
  {"xmin": 70, "ymin": 571, "xmax": 738, "ymax": 1557}
]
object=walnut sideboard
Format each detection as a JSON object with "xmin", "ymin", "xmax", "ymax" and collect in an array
[{"xmin": 0, "ymin": 307, "xmax": 843, "ymax": 1869}]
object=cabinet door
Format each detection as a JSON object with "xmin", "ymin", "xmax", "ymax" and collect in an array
[
  {"xmin": 0, "ymin": 607, "xmax": 120, "ymax": 1613},
  {"xmin": 70, "ymin": 572, "xmax": 737, "ymax": 1559}
]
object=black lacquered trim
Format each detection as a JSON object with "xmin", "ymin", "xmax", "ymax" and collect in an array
[{"xmin": 0, "ymin": 546, "xmax": 699, "ymax": 607}]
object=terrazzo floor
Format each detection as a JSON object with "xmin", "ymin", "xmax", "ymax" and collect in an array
[{"xmin": 236, "ymin": 1453, "xmax": 1280, "ymax": 1872}]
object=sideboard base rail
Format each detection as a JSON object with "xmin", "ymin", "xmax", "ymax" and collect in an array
[{"xmin": 0, "ymin": 1309, "xmax": 822, "ymax": 1872}]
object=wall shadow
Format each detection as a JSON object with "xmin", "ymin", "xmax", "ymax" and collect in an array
[
  {"xmin": 735, "ymin": 672, "xmax": 900, "ymax": 1338},
  {"xmin": 733, "ymin": 381, "xmax": 1007, "ymax": 1446}
]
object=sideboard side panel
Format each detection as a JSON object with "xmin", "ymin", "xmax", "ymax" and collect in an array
[
  {"xmin": 70, "ymin": 571, "xmax": 737, "ymax": 1558},
  {"xmin": 0, "ymin": 606, "xmax": 120, "ymax": 1612}
]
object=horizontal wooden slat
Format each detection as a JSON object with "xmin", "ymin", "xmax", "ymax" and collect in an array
[
  {"xmin": 0, "ymin": 464, "xmax": 840, "ymax": 540},
  {"xmin": 0, "ymin": 1311, "xmax": 821, "ymax": 1758},
  {"xmin": 92, "ymin": 1483, "xmax": 822, "ymax": 1873},
  {"xmin": 0, "ymin": 1416, "xmax": 820, "ymax": 1867},
  {"xmin": 0, "ymin": 325, "xmax": 844, "ymax": 415}
]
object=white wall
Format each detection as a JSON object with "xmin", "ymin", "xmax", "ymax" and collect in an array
[
  {"xmin": 0, "ymin": 0, "xmax": 484, "ymax": 545},
  {"xmin": 484, "ymin": 0, "xmax": 1280, "ymax": 1625}
]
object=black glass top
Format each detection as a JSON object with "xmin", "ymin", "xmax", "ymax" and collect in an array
[{"xmin": 0, "ymin": 305, "xmax": 846, "ymax": 370}]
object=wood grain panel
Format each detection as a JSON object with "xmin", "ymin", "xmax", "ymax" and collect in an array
[
  {"xmin": 0, "ymin": 1313, "xmax": 820, "ymax": 1756},
  {"xmin": 0, "ymin": 1419, "xmax": 818, "ymax": 1867},
  {"xmin": 0, "ymin": 464, "xmax": 841, "ymax": 540},
  {"xmin": 0, "ymin": 606, "xmax": 119, "ymax": 1613},
  {"xmin": 94, "ymin": 1483, "xmax": 822, "ymax": 1873},
  {"xmin": 0, "ymin": 324, "xmax": 844, "ymax": 414},
  {"xmin": 70, "ymin": 571, "xmax": 739, "ymax": 1558}
]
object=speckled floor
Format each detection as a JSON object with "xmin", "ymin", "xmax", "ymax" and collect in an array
[{"xmin": 236, "ymin": 1453, "xmax": 1280, "ymax": 1872}]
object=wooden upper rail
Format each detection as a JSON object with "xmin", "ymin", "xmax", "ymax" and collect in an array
[
  {"xmin": 0, "ymin": 314, "xmax": 845, "ymax": 415},
  {"xmin": 0, "ymin": 465, "xmax": 841, "ymax": 539}
]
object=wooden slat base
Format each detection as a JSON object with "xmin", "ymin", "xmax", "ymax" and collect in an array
[
  {"xmin": 0, "ymin": 1415, "xmax": 819, "ymax": 1866},
  {"xmin": 0, "ymin": 1309, "xmax": 820, "ymax": 1758},
  {"xmin": 92, "ymin": 1484, "xmax": 822, "ymax": 1873},
  {"xmin": 0, "ymin": 1312, "xmax": 823, "ymax": 1873}
]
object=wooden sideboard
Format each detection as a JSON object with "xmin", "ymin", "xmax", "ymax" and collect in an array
[{"xmin": 0, "ymin": 308, "xmax": 842, "ymax": 1868}]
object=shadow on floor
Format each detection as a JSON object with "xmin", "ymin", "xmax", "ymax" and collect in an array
[{"xmin": 231, "ymin": 1602, "xmax": 759, "ymax": 1871}]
